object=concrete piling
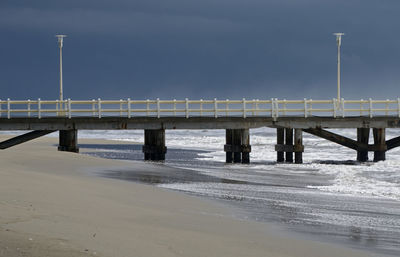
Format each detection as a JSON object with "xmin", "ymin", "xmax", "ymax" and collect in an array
[
  {"xmin": 233, "ymin": 129, "xmax": 242, "ymax": 163},
  {"xmin": 373, "ymin": 128, "xmax": 386, "ymax": 162},
  {"xmin": 241, "ymin": 129, "xmax": 251, "ymax": 164},
  {"xmin": 294, "ymin": 129, "xmax": 303, "ymax": 164},
  {"xmin": 357, "ymin": 128, "xmax": 369, "ymax": 162},
  {"xmin": 142, "ymin": 129, "xmax": 167, "ymax": 161},
  {"xmin": 285, "ymin": 128, "xmax": 294, "ymax": 163},
  {"xmin": 275, "ymin": 128, "xmax": 302, "ymax": 163},
  {"xmin": 224, "ymin": 129, "xmax": 251, "ymax": 164},
  {"xmin": 58, "ymin": 129, "xmax": 79, "ymax": 153},
  {"xmin": 276, "ymin": 128, "xmax": 285, "ymax": 163},
  {"xmin": 225, "ymin": 129, "xmax": 234, "ymax": 163}
]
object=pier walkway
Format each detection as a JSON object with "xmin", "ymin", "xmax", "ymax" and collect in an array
[{"xmin": 1, "ymin": 98, "xmax": 400, "ymax": 163}]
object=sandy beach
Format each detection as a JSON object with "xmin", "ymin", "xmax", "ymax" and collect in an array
[{"xmin": 0, "ymin": 135, "xmax": 371, "ymax": 257}]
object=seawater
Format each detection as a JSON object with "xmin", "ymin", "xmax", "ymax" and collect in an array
[
  {"xmin": 30, "ymin": 128, "xmax": 400, "ymax": 256},
  {"xmin": 79, "ymin": 128, "xmax": 400, "ymax": 200}
]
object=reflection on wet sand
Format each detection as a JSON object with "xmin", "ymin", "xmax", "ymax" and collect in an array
[{"xmin": 81, "ymin": 143, "xmax": 400, "ymax": 257}]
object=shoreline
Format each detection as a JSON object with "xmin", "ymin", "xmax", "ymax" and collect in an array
[{"xmin": 0, "ymin": 135, "xmax": 371, "ymax": 257}]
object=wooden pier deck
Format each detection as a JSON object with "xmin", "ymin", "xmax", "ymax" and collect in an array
[{"xmin": 1, "ymin": 98, "xmax": 400, "ymax": 163}]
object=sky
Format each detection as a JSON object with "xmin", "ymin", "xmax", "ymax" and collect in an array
[{"xmin": 0, "ymin": 0, "xmax": 399, "ymax": 100}]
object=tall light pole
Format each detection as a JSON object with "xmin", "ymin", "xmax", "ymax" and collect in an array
[
  {"xmin": 56, "ymin": 34, "xmax": 67, "ymax": 110},
  {"xmin": 333, "ymin": 33, "xmax": 345, "ymax": 104}
]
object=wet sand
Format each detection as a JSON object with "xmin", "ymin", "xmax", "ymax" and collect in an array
[{"xmin": 0, "ymin": 135, "xmax": 371, "ymax": 257}]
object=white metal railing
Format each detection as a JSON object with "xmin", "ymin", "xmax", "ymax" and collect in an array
[{"xmin": 0, "ymin": 98, "xmax": 400, "ymax": 120}]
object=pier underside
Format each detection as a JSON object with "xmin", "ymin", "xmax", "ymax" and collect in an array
[
  {"xmin": 1, "ymin": 116, "xmax": 400, "ymax": 163},
  {"xmin": 1, "ymin": 116, "xmax": 400, "ymax": 130}
]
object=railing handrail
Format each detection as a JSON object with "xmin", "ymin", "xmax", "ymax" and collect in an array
[{"xmin": 1, "ymin": 98, "xmax": 400, "ymax": 119}]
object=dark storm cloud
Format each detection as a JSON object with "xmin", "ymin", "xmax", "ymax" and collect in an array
[{"xmin": 0, "ymin": 0, "xmax": 399, "ymax": 100}]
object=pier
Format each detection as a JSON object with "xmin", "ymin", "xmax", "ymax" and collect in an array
[{"xmin": 1, "ymin": 98, "xmax": 400, "ymax": 163}]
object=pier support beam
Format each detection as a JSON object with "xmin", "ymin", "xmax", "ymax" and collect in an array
[
  {"xmin": 357, "ymin": 128, "xmax": 369, "ymax": 162},
  {"xmin": 143, "ymin": 129, "xmax": 167, "ymax": 161},
  {"xmin": 304, "ymin": 128, "xmax": 361, "ymax": 150},
  {"xmin": 276, "ymin": 128, "xmax": 285, "ymax": 163},
  {"xmin": 275, "ymin": 128, "xmax": 303, "ymax": 164},
  {"xmin": 58, "ymin": 129, "xmax": 79, "ymax": 153},
  {"xmin": 233, "ymin": 129, "xmax": 242, "ymax": 163},
  {"xmin": 225, "ymin": 129, "xmax": 234, "ymax": 163},
  {"xmin": 0, "ymin": 130, "xmax": 55, "ymax": 150},
  {"xmin": 294, "ymin": 129, "xmax": 304, "ymax": 164},
  {"xmin": 241, "ymin": 129, "xmax": 251, "ymax": 164},
  {"xmin": 373, "ymin": 128, "xmax": 386, "ymax": 162},
  {"xmin": 224, "ymin": 129, "xmax": 251, "ymax": 164},
  {"xmin": 304, "ymin": 128, "xmax": 390, "ymax": 162},
  {"xmin": 285, "ymin": 128, "xmax": 294, "ymax": 163},
  {"xmin": 386, "ymin": 135, "xmax": 400, "ymax": 150}
]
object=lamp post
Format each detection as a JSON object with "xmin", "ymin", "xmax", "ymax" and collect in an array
[
  {"xmin": 333, "ymin": 33, "xmax": 344, "ymax": 105},
  {"xmin": 56, "ymin": 34, "xmax": 67, "ymax": 111}
]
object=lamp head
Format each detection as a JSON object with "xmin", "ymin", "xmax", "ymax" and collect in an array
[
  {"xmin": 55, "ymin": 34, "xmax": 67, "ymax": 48},
  {"xmin": 333, "ymin": 33, "xmax": 345, "ymax": 46}
]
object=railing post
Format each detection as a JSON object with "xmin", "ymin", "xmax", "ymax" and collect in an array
[
  {"xmin": 225, "ymin": 99, "xmax": 229, "ymax": 117},
  {"xmin": 65, "ymin": 100, "xmax": 68, "ymax": 117},
  {"xmin": 283, "ymin": 99, "xmax": 286, "ymax": 116},
  {"xmin": 92, "ymin": 99, "xmax": 95, "ymax": 117},
  {"xmin": 62, "ymin": 99, "xmax": 66, "ymax": 117},
  {"xmin": 360, "ymin": 99, "xmax": 364, "ymax": 116},
  {"xmin": 270, "ymin": 98, "xmax": 274, "ymax": 118},
  {"xmin": 385, "ymin": 99, "xmax": 389, "ymax": 116},
  {"xmin": 59, "ymin": 98, "xmax": 63, "ymax": 114},
  {"xmin": 333, "ymin": 98, "xmax": 337, "ymax": 118},
  {"xmin": 37, "ymin": 98, "xmax": 41, "ymax": 119},
  {"xmin": 200, "ymin": 99, "xmax": 203, "ymax": 117},
  {"xmin": 185, "ymin": 98, "xmax": 189, "ymax": 118},
  {"xmin": 214, "ymin": 98, "xmax": 218, "ymax": 118},
  {"xmin": 337, "ymin": 98, "xmax": 341, "ymax": 116},
  {"xmin": 304, "ymin": 98, "xmax": 307, "ymax": 118},
  {"xmin": 342, "ymin": 98, "xmax": 345, "ymax": 118},
  {"xmin": 252, "ymin": 99, "xmax": 255, "ymax": 116},
  {"xmin": 369, "ymin": 98, "xmax": 372, "ymax": 118},
  {"xmin": 55, "ymin": 99, "xmax": 59, "ymax": 117},
  {"xmin": 256, "ymin": 99, "xmax": 259, "ymax": 116},
  {"xmin": 98, "ymin": 98, "xmax": 102, "ymax": 118},
  {"xmin": 68, "ymin": 98, "xmax": 71, "ymax": 118},
  {"xmin": 127, "ymin": 98, "xmax": 131, "ymax": 118},
  {"xmin": 120, "ymin": 99, "xmax": 123, "ymax": 116},
  {"xmin": 28, "ymin": 100, "xmax": 32, "ymax": 117},
  {"xmin": 173, "ymin": 99, "xmax": 176, "ymax": 116},
  {"xmin": 243, "ymin": 98, "xmax": 246, "ymax": 118},
  {"xmin": 7, "ymin": 98, "xmax": 10, "ymax": 119},
  {"xmin": 275, "ymin": 98, "xmax": 279, "ymax": 118},
  {"xmin": 146, "ymin": 99, "xmax": 150, "ymax": 116},
  {"xmin": 398, "ymin": 98, "xmax": 400, "ymax": 118},
  {"xmin": 157, "ymin": 98, "xmax": 160, "ymax": 118}
]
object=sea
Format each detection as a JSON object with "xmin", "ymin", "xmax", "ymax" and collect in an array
[{"xmin": 5, "ymin": 128, "xmax": 400, "ymax": 256}]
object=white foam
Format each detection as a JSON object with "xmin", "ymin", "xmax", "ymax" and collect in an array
[
  {"xmin": 307, "ymin": 161, "xmax": 400, "ymax": 200},
  {"xmin": 3, "ymin": 128, "xmax": 396, "ymax": 201}
]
